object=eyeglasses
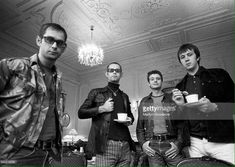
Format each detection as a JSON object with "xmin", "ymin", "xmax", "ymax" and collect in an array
[
  {"xmin": 107, "ymin": 68, "xmax": 121, "ymax": 73},
  {"xmin": 43, "ymin": 36, "xmax": 67, "ymax": 48}
]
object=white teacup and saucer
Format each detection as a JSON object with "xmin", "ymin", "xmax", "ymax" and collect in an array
[{"xmin": 114, "ymin": 113, "xmax": 131, "ymax": 123}]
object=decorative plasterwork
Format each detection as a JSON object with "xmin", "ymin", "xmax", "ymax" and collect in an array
[
  {"xmin": 80, "ymin": 0, "xmax": 171, "ymax": 35},
  {"xmin": 131, "ymin": 0, "xmax": 171, "ymax": 18},
  {"xmin": 199, "ymin": 0, "xmax": 228, "ymax": 9}
]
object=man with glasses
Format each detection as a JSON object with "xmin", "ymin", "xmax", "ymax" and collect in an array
[
  {"xmin": 0, "ymin": 23, "xmax": 67, "ymax": 166},
  {"xmin": 78, "ymin": 62, "xmax": 136, "ymax": 167}
]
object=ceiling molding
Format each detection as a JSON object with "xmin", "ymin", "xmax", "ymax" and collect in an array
[
  {"xmin": 0, "ymin": 0, "xmax": 233, "ymax": 78},
  {"xmin": 0, "ymin": 32, "xmax": 36, "ymax": 54}
]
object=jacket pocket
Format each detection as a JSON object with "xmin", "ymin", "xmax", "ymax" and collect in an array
[
  {"xmin": 5, "ymin": 83, "xmax": 36, "ymax": 111},
  {"xmin": 202, "ymin": 79, "xmax": 224, "ymax": 99},
  {"xmin": 94, "ymin": 94, "xmax": 106, "ymax": 106}
]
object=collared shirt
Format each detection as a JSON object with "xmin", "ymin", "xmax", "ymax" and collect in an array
[
  {"xmin": 185, "ymin": 67, "xmax": 207, "ymax": 138},
  {"xmin": 186, "ymin": 68, "xmax": 202, "ymax": 99}
]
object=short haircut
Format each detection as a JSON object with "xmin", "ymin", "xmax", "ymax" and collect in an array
[
  {"xmin": 39, "ymin": 23, "xmax": 67, "ymax": 41},
  {"xmin": 106, "ymin": 62, "xmax": 122, "ymax": 72},
  {"xmin": 147, "ymin": 70, "xmax": 163, "ymax": 83},
  {"xmin": 177, "ymin": 43, "xmax": 200, "ymax": 64}
]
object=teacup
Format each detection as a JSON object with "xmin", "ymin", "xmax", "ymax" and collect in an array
[
  {"xmin": 117, "ymin": 113, "xmax": 127, "ymax": 121},
  {"xmin": 185, "ymin": 94, "xmax": 198, "ymax": 103}
]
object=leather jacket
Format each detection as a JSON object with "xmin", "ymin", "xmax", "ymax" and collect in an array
[
  {"xmin": 78, "ymin": 86, "xmax": 136, "ymax": 154},
  {"xmin": 176, "ymin": 66, "xmax": 234, "ymax": 144},
  {"xmin": 0, "ymin": 54, "xmax": 64, "ymax": 159},
  {"xmin": 136, "ymin": 92, "xmax": 185, "ymax": 150}
]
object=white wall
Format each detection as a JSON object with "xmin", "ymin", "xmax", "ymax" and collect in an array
[{"xmin": 61, "ymin": 78, "xmax": 80, "ymax": 136}]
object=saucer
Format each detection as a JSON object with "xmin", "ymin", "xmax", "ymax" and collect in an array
[
  {"xmin": 183, "ymin": 102, "xmax": 203, "ymax": 108},
  {"xmin": 114, "ymin": 117, "xmax": 131, "ymax": 123}
]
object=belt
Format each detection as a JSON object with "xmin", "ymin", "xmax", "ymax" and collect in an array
[
  {"xmin": 152, "ymin": 134, "xmax": 176, "ymax": 141},
  {"xmin": 35, "ymin": 140, "xmax": 56, "ymax": 150},
  {"xmin": 109, "ymin": 139, "xmax": 128, "ymax": 142}
]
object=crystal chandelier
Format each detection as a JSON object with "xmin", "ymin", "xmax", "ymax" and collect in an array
[{"xmin": 78, "ymin": 25, "xmax": 104, "ymax": 67}]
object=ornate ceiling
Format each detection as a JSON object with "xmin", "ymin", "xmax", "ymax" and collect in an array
[{"xmin": 0, "ymin": 0, "xmax": 234, "ymax": 76}]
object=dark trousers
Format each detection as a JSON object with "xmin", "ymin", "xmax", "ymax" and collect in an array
[{"xmin": 148, "ymin": 139, "xmax": 184, "ymax": 167}]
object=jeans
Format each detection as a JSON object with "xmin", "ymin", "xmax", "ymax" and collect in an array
[
  {"xmin": 96, "ymin": 140, "xmax": 131, "ymax": 167},
  {"xmin": 148, "ymin": 139, "xmax": 184, "ymax": 167},
  {"xmin": 0, "ymin": 146, "xmax": 54, "ymax": 167}
]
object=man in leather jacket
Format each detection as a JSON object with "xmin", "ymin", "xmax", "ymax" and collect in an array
[
  {"xmin": 136, "ymin": 70, "xmax": 185, "ymax": 166},
  {"xmin": 78, "ymin": 62, "xmax": 135, "ymax": 167},
  {"xmin": 172, "ymin": 43, "xmax": 234, "ymax": 164},
  {"xmin": 0, "ymin": 23, "xmax": 67, "ymax": 166}
]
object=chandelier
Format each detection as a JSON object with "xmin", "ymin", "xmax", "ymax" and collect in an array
[{"xmin": 78, "ymin": 25, "xmax": 104, "ymax": 67}]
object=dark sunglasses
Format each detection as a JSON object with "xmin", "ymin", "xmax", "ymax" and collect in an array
[
  {"xmin": 43, "ymin": 36, "xmax": 67, "ymax": 48},
  {"xmin": 107, "ymin": 68, "xmax": 121, "ymax": 73}
]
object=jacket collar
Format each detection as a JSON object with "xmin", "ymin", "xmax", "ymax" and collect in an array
[
  {"xmin": 183, "ymin": 66, "xmax": 207, "ymax": 80},
  {"xmin": 29, "ymin": 54, "xmax": 39, "ymax": 66},
  {"xmin": 186, "ymin": 66, "xmax": 206, "ymax": 77},
  {"xmin": 29, "ymin": 54, "xmax": 62, "ymax": 79},
  {"xmin": 146, "ymin": 92, "xmax": 153, "ymax": 100},
  {"xmin": 30, "ymin": 54, "xmax": 57, "ymax": 71}
]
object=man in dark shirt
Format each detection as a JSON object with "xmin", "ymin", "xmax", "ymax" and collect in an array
[
  {"xmin": 78, "ymin": 62, "xmax": 135, "ymax": 167},
  {"xmin": 172, "ymin": 43, "xmax": 234, "ymax": 164}
]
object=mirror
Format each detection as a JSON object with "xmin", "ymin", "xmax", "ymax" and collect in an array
[{"xmin": 62, "ymin": 113, "xmax": 70, "ymax": 127}]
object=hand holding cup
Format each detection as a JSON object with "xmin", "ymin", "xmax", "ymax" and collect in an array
[{"xmin": 172, "ymin": 89, "xmax": 187, "ymax": 105}]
